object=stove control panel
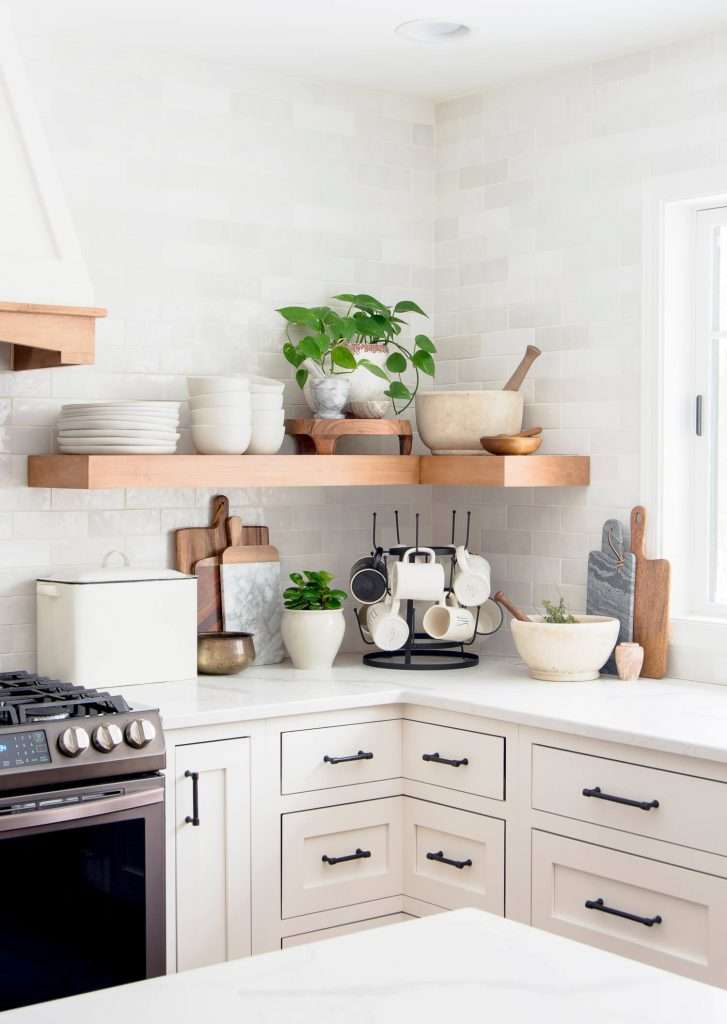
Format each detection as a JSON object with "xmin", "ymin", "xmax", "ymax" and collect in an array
[{"xmin": 0, "ymin": 730, "xmax": 51, "ymax": 768}]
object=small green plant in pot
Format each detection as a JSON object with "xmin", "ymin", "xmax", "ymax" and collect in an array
[
  {"xmin": 281, "ymin": 571, "xmax": 348, "ymax": 670},
  {"xmin": 277, "ymin": 294, "xmax": 436, "ymax": 418}
]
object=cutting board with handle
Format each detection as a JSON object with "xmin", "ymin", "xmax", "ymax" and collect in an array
[
  {"xmin": 175, "ymin": 495, "xmax": 229, "ymax": 575},
  {"xmin": 586, "ymin": 518, "xmax": 636, "ymax": 675},
  {"xmin": 220, "ymin": 543, "xmax": 283, "ymax": 664},
  {"xmin": 193, "ymin": 523, "xmax": 270, "ymax": 633},
  {"xmin": 630, "ymin": 505, "xmax": 670, "ymax": 679}
]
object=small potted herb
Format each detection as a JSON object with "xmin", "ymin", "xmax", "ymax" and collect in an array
[
  {"xmin": 281, "ymin": 570, "xmax": 348, "ymax": 669},
  {"xmin": 277, "ymin": 293, "xmax": 436, "ymax": 418}
]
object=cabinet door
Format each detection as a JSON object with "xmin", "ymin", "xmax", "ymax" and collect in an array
[
  {"xmin": 403, "ymin": 798, "xmax": 505, "ymax": 914},
  {"xmin": 175, "ymin": 738, "xmax": 251, "ymax": 972}
]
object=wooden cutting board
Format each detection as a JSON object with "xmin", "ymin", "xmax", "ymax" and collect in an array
[
  {"xmin": 586, "ymin": 518, "xmax": 636, "ymax": 675},
  {"xmin": 193, "ymin": 526, "xmax": 270, "ymax": 632},
  {"xmin": 175, "ymin": 495, "xmax": 229, "ymax": 575},
  {"xmin": 220, "ymin": 544, "xmax": 283, "ymax": 664},
  {"xmin": 630, "ymin": 505, "xmax": 671, "ymax": 679}
]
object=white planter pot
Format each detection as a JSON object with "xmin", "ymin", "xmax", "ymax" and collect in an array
[
  {"xmin": 281, "ymin": 608, "xmax": 346, "ymax": 669},
  {"xmin": 347, "ymin": 345, "xmax": 391, "ymax": 418},
  {"xmin": 309, "ymin": 377, "xmax": 351, "ymax": 419}
]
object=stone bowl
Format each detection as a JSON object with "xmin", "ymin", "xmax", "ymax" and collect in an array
[
  {"xmin": 511, "ymin": 615, "xmax": 620, "ymax": 681},
  {"xmin": 416, "ymin": 391, "xmax": 524, "ymax": 454}
]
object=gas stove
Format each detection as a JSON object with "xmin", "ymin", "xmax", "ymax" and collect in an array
[{"xmin": 0, "ymin": 671, "xmax": 165, "ymax": 793}]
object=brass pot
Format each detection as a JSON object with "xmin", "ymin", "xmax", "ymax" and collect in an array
[{"xmin": 197, "ymin": 632, "xmax": 255, "ymax": 675}]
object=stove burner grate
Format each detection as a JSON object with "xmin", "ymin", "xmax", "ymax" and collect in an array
[{"xmin": 0, "ymin": 672, "xmax": 131, "ymax": 727}]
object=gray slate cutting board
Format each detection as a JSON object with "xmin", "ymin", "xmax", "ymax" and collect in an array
[{"xmin": 586, "ymin": 519, "xmax": 636, "ymax": 675}]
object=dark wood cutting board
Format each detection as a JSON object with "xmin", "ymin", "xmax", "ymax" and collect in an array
[
  {"xmin": 586, "ymin": 518, "xmax": 636, "ymax": 675},
  {"xmin": 630, "ymin": 505, "xmax": 671, "ymax": 678},
  {"xmin": 175, "ymin": 495, "xmax": 229, "ymax": 575}
]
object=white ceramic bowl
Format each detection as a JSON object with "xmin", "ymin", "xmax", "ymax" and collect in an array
[
  {"xmin": 192, "ymin": 423, "xmax": 251, "ymax": 455},
  {"xmin": 191, "ymin": 407, "xmax": 251, "ymax": 426},
  {"xmin": 510, "ymin": 615, "xmax": 620, "ymax": 682},
  {"xmin": 189, "ymin": 393, "xmax": 249, "ymax": 410},
  {"xmin": 246, "ymin": 376, "xmax": 285, "ymax": 395},
  {"xmin": 251, "ymin": 393, "xmax": 284, "ymax": 411},
  {"xmin": 187, "ymin": 376, "xmax": 249, "ymax": 397},
  {"xmin": 248, "ymin": 421, "xmax": 285, "ymax": 455},
  {"xmin": 415, "ymin": 391, "xmax": 524, "ymax": 454}
]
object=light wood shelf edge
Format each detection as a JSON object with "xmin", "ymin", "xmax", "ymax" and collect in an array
[
  {"xmin": 27, "ymin": 454, "xmax": 591, "ymax": 490},
  {"xmin": 0, "ymin": 300, "xmax": 107, "ymax": 371}
]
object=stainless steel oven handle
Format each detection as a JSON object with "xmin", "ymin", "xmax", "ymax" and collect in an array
[{"xmin": 0, "ymin": 785, "xmax": 163, "ymax": 832}]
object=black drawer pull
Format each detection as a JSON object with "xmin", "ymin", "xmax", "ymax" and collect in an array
[
  {"xmin": 426, "ymin": 850, "xmax": 473, "ymax": 870},
  {"xmin": 585, "ymin": 897, "xmax": 662, "ymax": 928},
  {"xmin": 323, "ymin": 750, "xmax": 374, "ymax": 765},
  {"xmin": 582, "ymin": 786, "xmax": 659, "ymax": 811},
  {"xmin": 184, "ymin": 770, "xmax": 200, "ymax": 827},
  {"xmin": 422, "ymin": 752, "xmax": 469, "ymax": 768},
  {"xmin": 322, "ymin": 848, "xmax": 371, "ymax": 866}
]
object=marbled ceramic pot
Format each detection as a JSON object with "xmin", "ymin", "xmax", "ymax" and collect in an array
[
  {"xmin": 281, "ymin": 608, "xmax": 346, "ymax": 669},
  {"xmin": 309, "ymin": 377, "xmax": 351, "ymax": 419}
]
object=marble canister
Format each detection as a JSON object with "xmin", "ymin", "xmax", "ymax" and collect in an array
[{"xmin": 615, "ymin": 642, "xmax": 644, "ymax": 681}]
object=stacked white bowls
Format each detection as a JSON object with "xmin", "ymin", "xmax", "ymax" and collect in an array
[
  {"xmin": 247, "ymin": 377, "xmax": 285, "ymax": 455},
  {"xmin": 188, "ymin": 377, "xmax": 251, "ymax": 454}
]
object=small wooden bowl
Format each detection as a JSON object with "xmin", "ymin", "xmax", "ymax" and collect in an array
[{"xmin": 480, "ymin": 435, "xmax": 543, "ymax": 455}]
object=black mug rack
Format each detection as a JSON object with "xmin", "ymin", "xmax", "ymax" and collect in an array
[{"xmin": 354, "ymin": 510, "xmax": 501, "ymax": 671}]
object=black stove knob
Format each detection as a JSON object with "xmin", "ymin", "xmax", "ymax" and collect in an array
[
  {"xmin": 125, "ymin": 718, "xmax": 156, "ymax": 749},
  {"xmin": 92, "ymin": 723, "xmax": 123, "ymax": 753},
  {"xmin": 58, "ymin": 726, "xmax": 90, "ymax": 758}
]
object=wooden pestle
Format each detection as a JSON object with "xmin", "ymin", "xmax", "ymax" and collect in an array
[
  {"xmin": 503, "ymin": 345, "xmax": 542, "ymax": 391},
  {"xmin": 494, "ymin": 590, "xmax": 531, "ymax": 622}
]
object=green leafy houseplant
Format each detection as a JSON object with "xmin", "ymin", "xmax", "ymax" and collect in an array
[
  {"xmin": 277, "ymin": 292, "xmax": 436, "ymax": 414},
  {"xmin": 542, "ymin": 597, "xmax": 577, "ymax": 624},
  {"xmin": 283, "ymin": 571, "xmax": 348, "ymax": 611}
]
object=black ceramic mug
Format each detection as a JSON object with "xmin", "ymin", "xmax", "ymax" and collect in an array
[{"xmin": 350, "ymin": 547, "xmax": 388, "ymax": 605}]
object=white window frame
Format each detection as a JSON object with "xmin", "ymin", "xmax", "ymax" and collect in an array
[{"xmin": 643, "ymin": 168, "xmax": 727, "ymax": 683}]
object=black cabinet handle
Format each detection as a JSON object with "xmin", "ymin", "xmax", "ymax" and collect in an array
[
  {"xmin": 323, "ymin": 750, "xmax": 374, "ymax": 765},
  {"xmin": 582, "ymin": 786, "xmax": 659, "ymax": 811},
  {"xmin": 422, "ymin": 752, "xmax": 469, "ymax": 768},
  {"xmin": 184, "ymin": 770, "xmax": 200, "ymax": 826},
  {"xmin": 585, "ymin": 897, "xmax": 662, "ymax": 928},
  {"xmin": 322, "ymin": 847, "xmax": 371, "ymax": 866},
  {"xmin": 426, "ymin": 850, "xmax": 473, "ymax": 870}
]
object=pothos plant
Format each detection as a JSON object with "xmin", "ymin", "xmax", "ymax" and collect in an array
[
  {"xmin": 277, "ymin": 293, "xmax": 436, "ymax": 414},
  {"xmin": 283, "ymin": 570, "xmax": 348, "ymax": 611}
]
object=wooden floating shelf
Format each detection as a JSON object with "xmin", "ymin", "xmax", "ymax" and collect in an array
[
  {"xmin": 27, "ymin": 454, "xmax": 590, "ymax": 490},
  {"xmin": 0, "ymin": 301, "xmax": 106, "ymax": 370}
]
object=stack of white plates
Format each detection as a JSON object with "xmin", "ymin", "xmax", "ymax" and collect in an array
[{"xmin": 57, "ymin": 402, "xmax": 181, "ymax": 454}]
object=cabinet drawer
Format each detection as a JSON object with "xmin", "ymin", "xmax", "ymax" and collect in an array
[
  {"xmin": 403, "ymin": 720, "xmax": 504, "ymax": 800},
  {"xmin": 403, "ymin": 798, "xmax": 504, "ymax": 914},
  {"xmin": 532, "ymin": 744, "xmax": 727, "ymax": 856},
  {"xmin": 532, "ymin": 830, "xmax": 727, "ymax": 985},
  {"xmin": 282, "ymin": 913, "xmax": 413, "ymax": 948},
  {"xmin": 282, "ymin": 798, "xmax": 403, "ymax": 918},
  {"xmin": 282, "ymin": 720, "xmax": 401, "ymax": 794}
]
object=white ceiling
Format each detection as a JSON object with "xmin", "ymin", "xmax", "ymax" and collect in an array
[{"xmin": 7, "ymin": 0, "xmax": 727, "ymax": 100}]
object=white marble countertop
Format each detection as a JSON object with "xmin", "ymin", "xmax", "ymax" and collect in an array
[
  {"xmin": 6, "ymin": 909, "xmax": 727, "ymax": 1023},
  {"xmin": 115, "ymin": 654, "xmax": 727, "ymax": 764}
]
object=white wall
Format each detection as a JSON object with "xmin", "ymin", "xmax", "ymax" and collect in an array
[
  {"xmin": 0, "ymin": 32, "xmax": 434, "ymax": 670},
  {"xmin": 433, "ymin": 33, "xmax": 727, "ymax": 654}
]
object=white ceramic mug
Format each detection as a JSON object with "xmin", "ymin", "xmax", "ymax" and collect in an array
[
  {"xmin": 390, "ymin": 548, "xmax": 445, "ymax": 604},
  {"xmin": 453, "ymin": 545, "xmax": 491, "ymax": 607},
  {"xmin": 423, "ymin": 594, "xmax": 476, "ymax": 642},
  {"xmin": 475, "ymin": 597, "xmax": 504, "ymax": 636},
  {"xmin": 367, "ymin": 597, "xmax": 409, "ymax": 651}
]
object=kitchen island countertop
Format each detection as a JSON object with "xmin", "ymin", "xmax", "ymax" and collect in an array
[
  {"xmin": 117, "ymin": 654, "xmax": 727, "ymax": 764},
  {"xmin": 5, "ymin": 909, "xmax": 727, "ymax": 1023}
]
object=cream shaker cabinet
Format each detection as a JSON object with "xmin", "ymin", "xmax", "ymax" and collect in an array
[{"xmin": 174, "ymin": 738, "xmax": 251, "ymax": 972}]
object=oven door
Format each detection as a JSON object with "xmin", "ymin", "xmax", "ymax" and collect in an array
[{"xmin": 0, "ymin": 775, "xmax": 165, "ymax": 1012}]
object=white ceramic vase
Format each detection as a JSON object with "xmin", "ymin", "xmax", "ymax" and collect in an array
[
  {"xmin": 346, "ymin": 344, "xmax": 391, "ymax": 418},
  {"xmin": 281, "ymin": 608, "xmax": 346, "ymax": 669}
]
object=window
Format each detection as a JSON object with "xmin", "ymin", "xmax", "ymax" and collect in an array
[{"xmin": 693, "ymin": 207, "xmax": 727, "ymax": 616}]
